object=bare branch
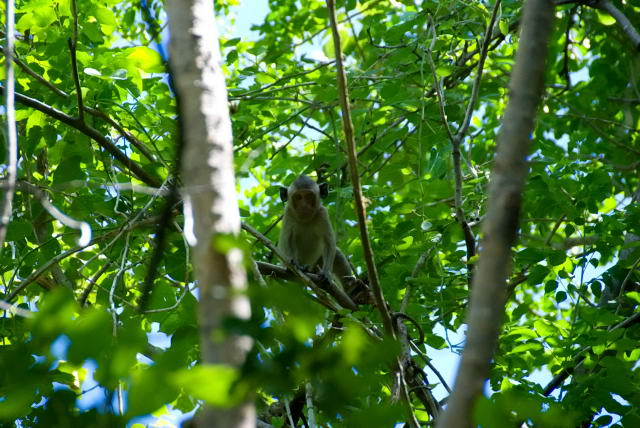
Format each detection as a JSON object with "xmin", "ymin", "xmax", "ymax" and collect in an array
[
  {"xmin": 437, "ymin": 1, "xmax": 555, "ymax": 426},
  {"xmin": 425, "ymin": 18, "xmax": 477, "ymax": 271},
  {"xmin": 326, "ymin": 0, "xmax": 395, "ymax": 337}
]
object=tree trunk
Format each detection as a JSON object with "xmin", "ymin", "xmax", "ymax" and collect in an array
[
  {"xmin": 166, "ymin": 1, "xmax": 254, "ymax": 427},
  {"xmin": 436, "ymin": 1, "xmax": 554, "ymax": 427}
]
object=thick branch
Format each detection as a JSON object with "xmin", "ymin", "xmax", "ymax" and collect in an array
[
  {"xmin": 436, "ymin": 2, "xmax": 555, "ymax": 427},
  {"xmin": 166, "ymin": 1, "xmax": 254, "ymax": 425},
  {"xmin": 0, "ymin": 0, "xmax": 18, "ymax": 252}
]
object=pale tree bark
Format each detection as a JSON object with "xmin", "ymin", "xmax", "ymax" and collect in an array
[
  {"xmin": 436, "ymin": 1, "xmax": 555, "ymax": 427},
  {"xmin": 166, "ymin": 1, "xmax": 254, "ymax": 427}
]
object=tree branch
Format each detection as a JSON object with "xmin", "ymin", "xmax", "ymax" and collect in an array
[
  {"xmin": 327, "ymin": 2, "xmax": 420, "ymax": 427},
  {"xmin": 425, "ymin": 18, "xmax": 477, "ymax": 272},
  {"xmin": 0, "ymin": 0, "xmax": 18, "ymax": 252},
  {"xmin": 325, "ymin": 0, "xmax": 394, "ymax": 336},
  {"xmin": 0, "ymin": 85, "xmax": 161, "ymax": 187},
  {"xmin": 456, "ymin": 0, "xmax": 501, "ymax": 141},
  {"xmin": 3, "ymin": 47, "xmax": 159, "ymax": 163},
  {"xmin": 591, "ymin": 0, "xmax": 640, "ymax": 51},
  {"xmin": 436, "ymin": 1, "xmax": 555, "ymax": 426}
]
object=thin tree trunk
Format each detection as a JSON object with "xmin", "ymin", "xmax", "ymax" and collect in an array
[
  {"xmin": 436, "ymin": 1, "xmax": 554, "ymax": 427},
  {"xmin": 166, "ymin": 1, "xmax": 254, "ymax": 427}
]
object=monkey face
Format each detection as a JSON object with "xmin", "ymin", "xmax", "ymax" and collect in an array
[{"xmin": 292, "ymin": 190, "xmax": 318, "ymax": 216}]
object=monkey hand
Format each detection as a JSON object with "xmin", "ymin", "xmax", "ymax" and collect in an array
[
  {"xmin": 289, "ymin": 260, "xmax": 311, "ymax": 273},
  {"xmin": 317, "ymin": 271, "xmax": 331, "ymax": 285}
]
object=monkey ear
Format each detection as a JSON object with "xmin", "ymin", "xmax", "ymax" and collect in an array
[
  {"xmin": 319, "ymin": 182, "xmax": 329, "ymax": 199},
  {"xmin": 279, "ymin": 186, "xmax": 288, "ymax": 202}
]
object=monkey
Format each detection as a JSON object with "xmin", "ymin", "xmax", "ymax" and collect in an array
[{"xmin": 278, "ymin": 175, "xmax": 353, "ymax": 287}]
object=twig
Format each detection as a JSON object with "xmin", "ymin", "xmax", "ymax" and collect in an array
[
  {"xmin": 614, "ymin": 255, "xmax": 640, "ymax": 314},
  {"xmin": 235, "ymin": 105, "xmax": 313, "ymax": 151},
  {"xmin": 269, "ymin": 115, "xmax": 314, "ymax": 160},
  {"xmin": 544, "ymin": 305, "xmax": 640, "ymax": 396},
  {"xmin": 425, "ymin": 18, "xmax": 477, "ymax": 267},
  {"xmin": 79, "ymin": 260, "xmax": 114, "ymax": 307},
  {"xmin": 456, "ymin": 0, "xmax": 501, "ymax": 141},
  {"xmin": 560, "ymin": 7, "xmax": 577, "ymax": 90},
  {"xmin": 0, "ymin": 0, "xmax": 18, "ymax": 253},
  {"xmin": 15, "ymin": 181, "xmax": 92, "ymax": 245},
  {"xmin": 233, "ymin": 62, "xmax": 332, "ymax": 98},
  {"xmin": 401, "ymin": 249, "xmax": 433, "ymax": 313},
  {"xmin": 6, "ymin": 243, "xmax": 93, "ymax": 303},
  {"xmin": 229, "ymin": 96, "xmax": 315, "ymax": 105},
  {"xmin": 142, "ymin": 221, "xmax": 193, "ymax": 314},
  {"xmin": 68, "ymin": 0, "xmax": 84, "ymax": 123},
  {"xmin": 356, "ymin": 116, "xmax": 407, "ymax": 158},
  {"xmin": 78, "ymin": 182, "xmax": 167, "ymax": 273},
  {"xmin": 137, "ymin": 177, "xmax": 178, "ymax": 312},
  {"xmin": 231, "ymin": 82, "xmax": 316, "ymax": 99},
  {"xmin": 84, "ymin": 107, "xmax": 158, "ymax": 163},
  {"xmin": 544, "ymin": 215, "xmax": 566, "ymax": 246},
  {"xmin": 110, "ymin": 231, "xmax": 131, "ymax": 335}
]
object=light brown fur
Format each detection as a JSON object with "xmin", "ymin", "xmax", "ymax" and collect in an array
[{"xmin": 279, "ymin": 175, "xmax": 353, "ymax": 284}]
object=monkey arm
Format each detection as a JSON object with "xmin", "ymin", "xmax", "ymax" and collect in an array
[
  {"xmin": 277, "ymin": 217, "xmax": 295, "ymax": 261},
  {"xmin": 319, "ymin": 210, "xmax": 337, "ymax": 279}
]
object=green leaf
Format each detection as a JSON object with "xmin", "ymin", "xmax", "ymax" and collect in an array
[
  {"xmin": 596, "ymin": 11, "xmax": 616, "ymax": 26},
  {"xmin": 67, "ymin": 309, "xmax": 112, "ymax": 364},
  {"xmin": 26, "ymin": 110, "xmax": 47, "ymax": 131},
  {"xmin": 125, "ymin": 46, "xmax": 164, "ymax": 73},
  {"xmin": 171, "ymin": 365, "xmax": 249, "ymax": 407},
  {"xmin": 499, "ymin": 20, "xmax": 509, "ymax": 36},
  {"xmin": 95, "ymin": 7, "xmax": 117, "ymax": 26},
  {"xmin": 52, "ymin": 155, "xmax": 86, "ymax": 186},
  {"xmin": 517, "ymin": 248, "xmax": 545, "ymax": 264}
]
